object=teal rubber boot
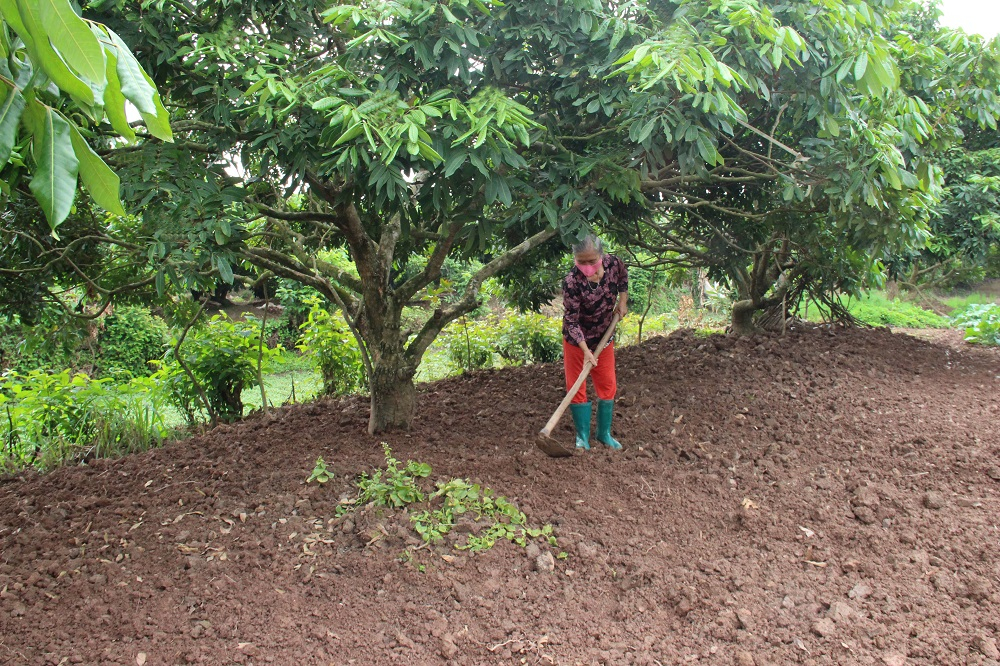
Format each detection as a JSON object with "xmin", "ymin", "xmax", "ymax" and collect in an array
[
  {"xmin": 596, "ymin": 399, "xmax": 623, "ymax": 450},
  {"xmin": 570, "ymin": 402, "xmax": 592, "ymax": 450}
]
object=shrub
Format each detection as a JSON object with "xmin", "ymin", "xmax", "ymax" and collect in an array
[
  {"xmin": 97, "ymin": 306, "xmax": 169, "ymax": 378},
  {"xmin": 952, "ymin": 303, "xmax": 1000, "ymax": 345},
  {"xmin": 159, "ymin": 314, "xmax": 279, "ymax": 423},
  {"xmin": 441, "ymin": 318, "xmax": 496, "ymax": 372},
  {"xmin": 495, "ymin": 313, "xmax": 562, "ymax": 364},
  {"xmin": 297, "ymin": 301, "xmax": 366, "ymax": 396},
  {"xmin": 0, "ymin": 370, "xmax": 170, "ymax": 472}
]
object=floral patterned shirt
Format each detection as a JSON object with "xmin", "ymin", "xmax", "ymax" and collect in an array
[{"xmin": 562, "ymin": 254, "xmax": 629, "ymax": 348}]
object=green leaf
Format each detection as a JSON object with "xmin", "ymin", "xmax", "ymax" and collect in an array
[
  {"xmin": 216, "ymin": 256, "xmax": 234, "ymax": 283},
  {"xmin": 311, "ymin": 96, "xmax": 342, "ymax": 111},
  {"xmin": 416, "ymin": 141, "xmax": 442, "ymax": 163},
  {"xmin": 28, "ymin": 103, "xmax": 80, "ymax": 229},
  {"xmin": 443, "ymin": 151, "xmax": 467, "ymax": 177},
  {"xmin": 333, "ymin": 121, "xmax": 364, "ymax": 146},
  {"xmin": 696, "ymin": 135, "xmax": 718, "ymax": 165},
  {"xmin": 106, "ymin": 28, "xmax": 157, "ymax": 115},
  {"xmin": 137, "ymin": 68, "xmax": 172, "ymax": 141},
  {"xmin": 0, "ymin": 83, "xmax": 26, "ymax": 167},
  {"xmin": 0, "ymin": 0, "xmax": 31, "ymax": 45},
  {"xmin": 38, "ymin": 0, "xmax": 105, "ymax": 83},
  {"xmin": 68, "ymin": 123, "xmax": 125, "ymax": 216},
  {"xmin": 17, "ymin": 0, "xmax": 94, "ymax": 105},
  {"xmin": 853, "ymin": 52, "xmax": 868, "ymax": 82},
  {"xmin": 102, "ymin": 49, "xmax": 135, "ymax": 143},
  {"xmin": 633, "ymin": 116, "xmax": 657, "ymax": 143}
]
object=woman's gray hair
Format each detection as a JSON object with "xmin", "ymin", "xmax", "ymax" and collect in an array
[{"xmin": 571, "ymin": 233, "xmax": 604, "ymax": 256}]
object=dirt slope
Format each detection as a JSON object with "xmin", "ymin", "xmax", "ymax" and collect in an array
[{"xmin": 1, "ymin": 326, "xmax": 999, "ymax": 666}]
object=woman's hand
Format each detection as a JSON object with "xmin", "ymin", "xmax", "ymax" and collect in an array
[
  {"xmin": 614, "ymin": 292, "xmax": 629, "ymax": 319},
  {"xmin": 580, "ymin": 344, "xmax": 598, "ymax": 367}
]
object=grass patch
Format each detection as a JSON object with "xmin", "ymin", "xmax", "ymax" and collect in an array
[
  {"xmin": 800, "ymin": 291, "xmax": 950, "ymax": 329},
  {"xmin": 941, "ymin": 292, "xmax": 998, "ymax": 312}
]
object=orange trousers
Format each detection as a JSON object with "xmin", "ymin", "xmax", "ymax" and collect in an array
[{"xmin": 563, "ymin": 339, "xmax": 617, "ymax": 404}]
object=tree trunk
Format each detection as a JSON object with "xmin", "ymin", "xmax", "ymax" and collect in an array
[
  {"xmin": 368, "ymin": 360, "xmax": 417, "ymax": 434},
  {"xmin": 690, "ymin": 268, "xmax": 704, "ymax": 309},
  {"xmin": 731, "ymin": 299, "xmax": 757, "ymax": 336}
]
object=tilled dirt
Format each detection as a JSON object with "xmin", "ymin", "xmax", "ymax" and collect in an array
[{"xmin": 2, "ymin": 326, "xmax": 999, "ymax": 666}]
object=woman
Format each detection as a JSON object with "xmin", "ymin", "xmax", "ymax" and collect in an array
[{"xmin": 562, "ymin": 234, "xmax": 628, "ymax": 450}]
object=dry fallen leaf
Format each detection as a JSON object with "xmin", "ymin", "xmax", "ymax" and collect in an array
[
  {"xmin": 136, "ymin": 653, "xmax": 147, "ymax": 666},
  {"xmin": 741, "ymin": 497, "xmax": 759, "ymax": 510}
]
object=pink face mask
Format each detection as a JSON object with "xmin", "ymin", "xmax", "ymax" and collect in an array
[{"xmin": 575, "ymin": 260, "xmax": 600, "ymax": 277}]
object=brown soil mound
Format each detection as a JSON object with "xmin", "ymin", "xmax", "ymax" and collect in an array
[{"xmin": 2, "ymin": 327, "xmax": 999, "ymax": 666}]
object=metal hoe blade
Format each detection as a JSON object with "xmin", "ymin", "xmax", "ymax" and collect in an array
[{"xmin": 536, "ymin": 434, "xmax": 574, "ymax": 458}]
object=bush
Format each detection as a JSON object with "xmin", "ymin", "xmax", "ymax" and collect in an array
[
  {"xmin": 441, "ymin": 318, "xmax": 496, "ymax": 372},
  {"xmin": 275, "ymin": 279, "xmax": 323, "ymax": 329},
  {"xmin": 495, "ymin": 313, "xmax": 562, "ymax": 364},
  {"xmin": 159, "ymin": 314, "xmax": 279, "ymax": 423},
  {"xmin": 0, "ymin": 370, "xmax": 171, "ymax": 472},
  {"xmin": 97, "ymin": 306, "xmax": 169, "ymax": 378},
  {"xmin": 952, "ymin": 303, "xmax": 1000, "ymax": 345},
  {"xmin": 0, "ymin": 311, "xmax": 97, "ymax": 374},
  {"xmin": 297, "ymin": 301, "xmax": 366, "ymax": 396}
]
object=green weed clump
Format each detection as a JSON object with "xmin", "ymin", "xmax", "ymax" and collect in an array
[
  {"xmin": 952, "ymin": 303, "xmax": 1000, "ymax": 345},
  {"xmin": 335, "ymin": 445, "xmax": 556, "ymax": 554},
  {"xmin": 943, "ymin": 292, "xmax": 997, "ymax": 313}
]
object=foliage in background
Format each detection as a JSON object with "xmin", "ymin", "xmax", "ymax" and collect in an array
[
  {"xmin": 0, "ymin": 369, "xmax": 170, "ymax": 472},
  {"xmin": 495, "ymin": 314, "xmax": 562, "ymax": 365},
  {"xmin": 894, "ymin": 122, "xmax": 1000, "ymax": 289},
  {"xmin": 441, "ymin": 318, "xmax": 497, "ymax": 373},
  {"xmin": 0, "ymin": 310, "xmax": 96, "ymax": 374},
  {"xmin": 275, "ymin": 279, "xmax": 323, "ymax": 330},
  {"xmin": 617, "ymin": 313, "xmax": 676, "ymax": 346},
  {"xmin": 297, "ymin": 300, "xmax": 365, "ymax": 397},
  {"xmin": 602, "ymin": 2, "xmax": 1000, "ymax": 333},
  {"xmin": 96, "ymin": 306, "xmax": 168, "ymax": 378},
  {"xmin": 952, "ymin": 303, "xmax": 1000, "ymax": 345},
  {"xmin": 158, "ymin": 313, "xmax": 279, "ymax": 423}
]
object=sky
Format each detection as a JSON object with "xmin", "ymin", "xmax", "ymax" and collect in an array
[{"xmin": 938, "ymin": 0, "xmax": 1000, "ymax": 39}]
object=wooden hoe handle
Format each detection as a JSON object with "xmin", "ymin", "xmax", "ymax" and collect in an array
[{"xmin": 539, "ymin": 312, "xmax": 621, "ymax": 438}]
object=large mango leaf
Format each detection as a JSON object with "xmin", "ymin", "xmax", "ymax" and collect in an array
[
  {"xmin": 0, "ymin": 0, "xmax": 172, "ymax": 227},
  {"xmin": 27, "ymin": 103, "xmax": 79, "ymax": 227}
]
